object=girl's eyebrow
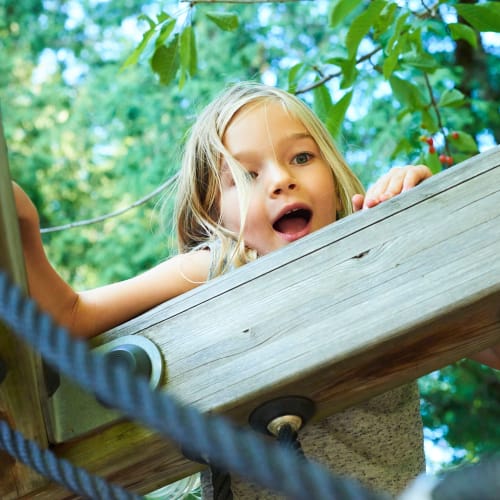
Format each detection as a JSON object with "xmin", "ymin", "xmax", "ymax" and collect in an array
[
  {"xmin": 223, "ymin": 131, "xmax": 316, "ymax": 167},
  {"xmin": 287, "ymin": 132, "xmax": 313, "ymax": 141},
  {"xmin": 230, "ymin": 132, "xmax": 315, "ymax": 160}
]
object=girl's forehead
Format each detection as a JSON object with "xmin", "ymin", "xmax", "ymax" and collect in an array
[{"xmin": 224, "ymin": 99, "xmax": 304, "ymax": 140}]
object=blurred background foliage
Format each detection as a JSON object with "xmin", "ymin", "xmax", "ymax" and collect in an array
[{"xmin": 1, "ymin": 0, "xmax": 499, "ymax": 482}]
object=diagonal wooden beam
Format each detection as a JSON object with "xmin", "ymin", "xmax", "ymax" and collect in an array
[{"xmin": 26, "ymin": 146, "xmax": 500, "ymax": 497}]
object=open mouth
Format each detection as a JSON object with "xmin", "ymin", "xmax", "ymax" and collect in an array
[{"xmin": 273, "ymin": 208, "xmax": 312, "ymax": 234}]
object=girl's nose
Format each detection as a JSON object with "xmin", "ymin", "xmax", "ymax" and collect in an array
[{"xmin": 269, "ymin": 164, "xmax": 297, "ymax": 196}]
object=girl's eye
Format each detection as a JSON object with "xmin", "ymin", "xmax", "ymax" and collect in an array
[
  {"xmin": 293, "ymin": 152, "xmax": 312, "ymax": 165},
  {"xmin": 248, "ymin": 171, "xmax": 258, "ymax": 179}
]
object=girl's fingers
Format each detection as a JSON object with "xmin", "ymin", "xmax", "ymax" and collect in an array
[
  {"xmin": 382, "ymin": 167, "xmax": 406, "ymax": 200},
  {"xmin": 363, "ymin": 171, "xmax": 396, "ymax": 208},
  {"xmin": 352, "ymin": 194, "xmax": 365, "ymax": 212},
  {"xmin": 402, "ymin": 165, "xmax": 432, "ymax": 191},
  {"xmin": 364, "ymin": 165, "xmax": 433, "ymax": 208}
]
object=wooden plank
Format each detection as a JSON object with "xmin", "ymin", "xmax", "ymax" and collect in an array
[
  {"xmin": 26, "ymin": 147, "xmax": 500, "ymax": 497},
  {"xmin": 0, "ymin": 116, "xmax": 50, "ymax": 497}
]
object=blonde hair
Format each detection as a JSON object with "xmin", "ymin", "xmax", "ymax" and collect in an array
[{"xmin": 174, "ymin": 81, "xmax": 364, "ymax": 276}]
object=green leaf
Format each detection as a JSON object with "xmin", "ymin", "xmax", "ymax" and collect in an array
[
  {"xmin": 312, "ymin": 85, "xmax": 333, "ymax": 124},
  {"xmin": 138, "ymin": 14, "xmax": 155, "ymax": 29},
  {"xmin": 389, "ymin": 137, "xmax": 412, "ymax": 160},
  {"xmin": 455, "ymin": 2, "xmax": 500, "ymax": 33},
  {"xmin": 326, "ymin": 90, "xmax": 353, "ymax": 140},
  {"xmin": 373, "ymin": 2, "xmax": 398, "ymax": 40},
  {"xmin": 287, "ymin": 63, "xmax": 307, "ymax": 93},
  {"xmin": 150, "ymin": 35, "xmax": 179, "ymax": 86},
  {"xmin": 325, "ymin": 57, "xmax": 358, "ymax": 88},
  {"xmin": 121, "ymin": 28, "xmax": 156, "ymax": 70},
  {"xmin": 401, "ymin": 51, "xmax": 439, "ymax": 72},
  {"xmin": 448, "ymin": 22, "xmax": 478, "ymax": 48},
  {"xmin": 424, "ymin": 149, "xmax": 443, "ymax": 175},
  {"xmin": 439, "ymin": 88, "xmax": 465, "ymax": 108},
  {"xmin": 329, "ymin": 0, "xmax": 362, "ymax": 29},
  {"xmin": 345, "ymin": 0, "xmax": 387, "ymax": 59},
  {"xmin": 389, "ymin": 75, "xmax": 426, "ymax": 110},
  {"xmin": 179, "ymin": 25, "xmax": 197, "ymax": 78},
  {"xmin": 385, "ymin": 11, "xmax": 410, "ymax": 54},
  {"xmin": 420, "ymin": 108, "xmax": 439, "ymax": 134},
  {"xmin": 340, "ymin": 60, "xmax": 358, "ymax": 89},
  {"xmin": 383, "ymin": 48, "xmax": 399, "ymax": 80},
  {"xmin": 156, "ymin": 11, "xmax": 171, "ymax": 24},
  {"xmin": 155, "ymin": 18, "xmax": 176, "ymax": 47},
  {"xmin": 205, "ymin": 12, "xmax": 239, "ymax": 32},
  {"xmin": 383, "ymin": 32, "xmax": 409, "ymax": 79},
  {"xmin": 449, "ymin": 131, "xmax": 478, "ymax": 153},
  {"xmin": 408, "ymin": 26, "xmax": 423, "ymax": 53}
]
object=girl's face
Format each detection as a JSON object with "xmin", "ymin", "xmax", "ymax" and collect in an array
[{"xmin": 219, "ymin": 100, "xmax": 338, "ymax": 256}]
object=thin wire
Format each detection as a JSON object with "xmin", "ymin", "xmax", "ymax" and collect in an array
[{"xmin": 40, "ymin": 173, "xmax": 178, "ymax": 234}]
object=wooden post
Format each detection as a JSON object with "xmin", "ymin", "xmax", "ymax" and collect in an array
[
  {"xmin": 0, "ymin": 118, "xmax": 50, "ymax": 497},
  {"xmin": 24, "ymin": 146, "xmax": 500, "ymax": 497}
]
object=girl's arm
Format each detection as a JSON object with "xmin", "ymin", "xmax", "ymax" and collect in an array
[{"xmin": 14, "ymin": 183, "xmax": 211, "ymax": 338}]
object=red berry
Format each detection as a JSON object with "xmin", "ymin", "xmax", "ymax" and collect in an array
[
  {"xmin": 439, "ymin": 154, "xmax": 447, "ymax": 163},
  {"xmin": 451, "ymin": 132, "xmax": 459, "ymax": 140},
  {"xmin": 446, "ymin": 156, "xmax": 454, "ymax": 165},
  {"xmin": 429, "ymin": 145, "xmax": 436, "ymax": 154},
  {"xmin": 426, "ymin": 137, "xmax": 434, "ymax": 146}
]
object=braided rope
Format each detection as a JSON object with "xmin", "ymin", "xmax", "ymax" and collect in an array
[
  {"xmin": 210, "ymin": 467, "xmax": 234, "ymax": 500},
  {"xmin": 277, "ymin": 423, "xmax": 306, "ymax": 461},
  {"xmin": 0, "ymin": 271, "xmax": 384, "ymax": 499},
  {"xmin": 0, "ymin": 419, "xmax": 141, "ymax": 499}
]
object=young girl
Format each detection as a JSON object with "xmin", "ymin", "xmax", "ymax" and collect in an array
[{"xmin": 13, "ymin": 81, "xmax": 499, "ymax": 497}]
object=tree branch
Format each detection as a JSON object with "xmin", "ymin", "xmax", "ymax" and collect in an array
[
  {"xmin": 40, "ymin": 174, "xmax": 178, "ymax": 234},
  {"xmin": 295, "ymin": 46, "xmax": 383, "ymax": 95},
  {"xmin": 422, "ymin": 72, "xmax": 452, "ymax": 161}
]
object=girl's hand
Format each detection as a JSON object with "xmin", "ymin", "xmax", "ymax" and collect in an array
[{"xmin": 352, "ymin": 164, "xmax": 432, "ymax": 212}]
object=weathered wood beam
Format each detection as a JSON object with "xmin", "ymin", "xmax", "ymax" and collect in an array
[
  {"xmin": 27, "ymin": 146, "xmax": 500, "ymax": 498},
  {"xmin": 0, "ymin": 117, "xmax": 50, "ymax": 498}
]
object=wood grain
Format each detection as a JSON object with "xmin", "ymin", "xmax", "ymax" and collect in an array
[{"xmin": 17, "ymin": 147, "xmax": 500, "ymax": 497}]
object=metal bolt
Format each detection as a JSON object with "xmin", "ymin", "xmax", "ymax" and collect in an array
[
  {"xmin": 105, "ymin": 343, "xmax": 153, "ymax": 380},
  {"xmin": 248, "ymin": 396, "xmax": 315, "ymax": 436},
  {"xmin": 267, "ymin": 415, "xmax": 303, "ymax": 436}
]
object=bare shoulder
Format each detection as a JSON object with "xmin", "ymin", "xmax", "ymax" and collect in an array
[
  {"xmin": 134, "ymin": 248, "xmax": 212, "ymax": 298},
  {"xmin": 169, "ymin": 249, "xmax": 212, "ymax": 285}
]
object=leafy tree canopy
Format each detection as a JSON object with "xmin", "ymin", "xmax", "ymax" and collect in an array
[{"xmin": 1, "ymin": 0, "xmax": 499, "ymax": 474}]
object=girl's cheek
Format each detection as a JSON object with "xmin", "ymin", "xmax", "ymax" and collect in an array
[{"xmin": 220, "ymin": 194, "xmax": 242, "ymax": 232}]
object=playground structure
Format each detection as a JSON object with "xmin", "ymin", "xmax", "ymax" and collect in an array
[{"xmin": 1, "ymin": 133, "xmax": 499, "ymax": 497}]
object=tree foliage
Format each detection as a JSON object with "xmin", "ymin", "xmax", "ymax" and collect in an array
[{"xmin": 1, "ymin": 0, "xmax": 499, "ymax": 473}]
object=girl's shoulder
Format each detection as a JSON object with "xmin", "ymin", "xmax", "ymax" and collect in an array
[{"xmin": 190, "ymin": 239, "xmax": 231, "ymax": 280}]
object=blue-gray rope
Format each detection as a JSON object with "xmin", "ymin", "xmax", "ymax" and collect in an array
[
  {"xmin": 0, "ymin": 419, "xmax": 141, "ymax": 499},
  {"xmin": 0, "ymin": 271, "xmax": 384, "ymax": 499}
]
